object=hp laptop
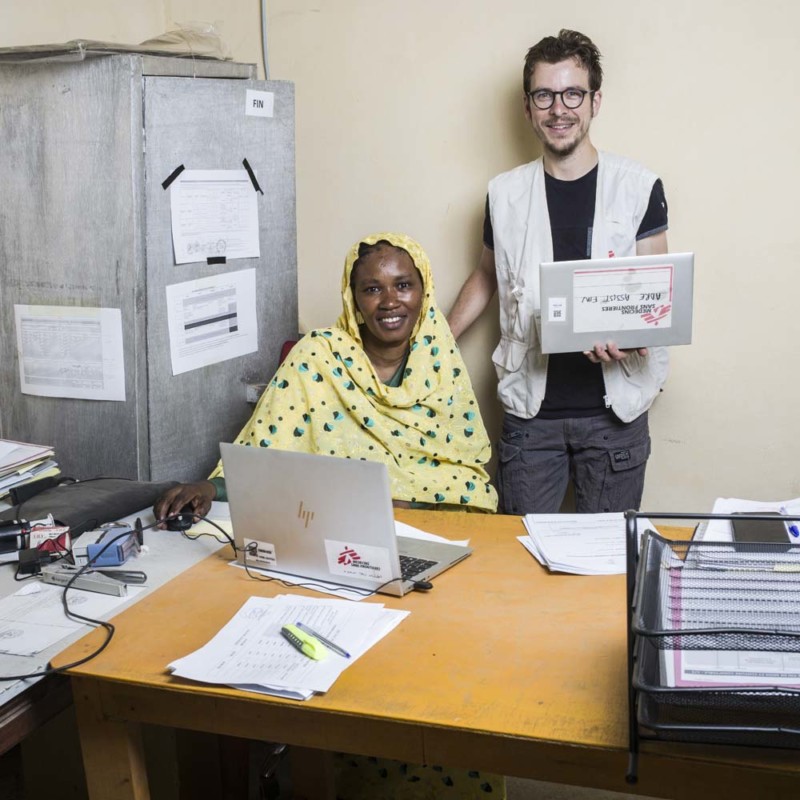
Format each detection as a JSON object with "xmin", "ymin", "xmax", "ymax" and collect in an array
[
  {"xmin": 539, "ymin": 251, "xmax": 694, "ymax": 354},
  {"xmin": 220, "ymin": 443, "xmax": 472, "ymax": 597}
]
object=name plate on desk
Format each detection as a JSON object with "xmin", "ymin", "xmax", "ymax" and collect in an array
[{"xmin": 539, "ymin": 252, "xmax": 694, "ymax": 354}]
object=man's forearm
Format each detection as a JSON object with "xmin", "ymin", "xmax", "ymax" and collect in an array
[{"xmin": 447, "ymin": 248, "xmax": 498, "ymax": 339}]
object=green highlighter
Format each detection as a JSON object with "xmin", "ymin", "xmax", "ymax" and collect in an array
[{"xmin": 281, "ymin": 623, "xmax": 328, "ymax": 660}]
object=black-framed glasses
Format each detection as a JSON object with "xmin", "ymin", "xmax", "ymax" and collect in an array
[{"xmin": 527, "ymin": 88, "xmax": 593, "ymax": 110}]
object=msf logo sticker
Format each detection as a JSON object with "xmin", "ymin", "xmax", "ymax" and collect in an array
[
  {"xmin": 297, "ymin": 501, "xmax": 315, "ymax": 529},
  {"xmin": 337, "ymin": 546, "xmax": 361, "ymax": 566},
  {"xmin": 641, "ymin": 303, "xmax": 672, "ymax": 326}
]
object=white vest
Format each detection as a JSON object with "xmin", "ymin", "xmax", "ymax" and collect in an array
[{"xmin": 488, "ymin": 151, "xmax": 669, "ymax": 423}]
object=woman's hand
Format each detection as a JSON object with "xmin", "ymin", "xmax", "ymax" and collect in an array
[{"xmin": 153, "ymin": 481, "xmax": 216, "ymax": 529}]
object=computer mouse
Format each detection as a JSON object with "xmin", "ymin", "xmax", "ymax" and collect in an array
[
  {"xmin": 412, "ymin": 580, "xmax": 433, "ymax": 592},
  {"xmin": 165, "ymin": 505, "xmax": 195, "ymax": 531}
]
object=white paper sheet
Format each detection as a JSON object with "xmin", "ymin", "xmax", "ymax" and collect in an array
[
  {"xmin": 14, "ymin": 305, "xmax": 125, "ymax": 401},
  {"xmin": 394, "ymin": 521, "xmax": 469, "ymax": 548},
  {"xmin": 522, "ymin": 513, "xmax": 654, "ymax": 575},
  {"xmin": 663, "ymin": 647, "xmax": 800, "ymax": 688},
  {"xmin": 170, "ymin": 169, "xmax": 260, "ymax": 265},
  {"xmin": 168, "ymin": 595, "xmax": 408, "ymax": 698},
  {"xmin": 165, "ymin": 269, "xmax": 258, "ymax": 375},
  {"xmin": 657, "ymin": 559, "xmax": 800, "ymax": 687},
  {"xmin": 0, "ymin": 582, "xmax": 142, "ymax": 657},
  {"xmin": 573, "ymin": 264, "xmax": 674, "ymax": 333}
]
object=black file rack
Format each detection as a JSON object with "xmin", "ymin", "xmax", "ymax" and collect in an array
[{"xmin": 624, "ymin": 511, "xmax": 800, "ymax": 783}]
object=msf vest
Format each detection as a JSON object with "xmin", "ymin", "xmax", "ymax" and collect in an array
[{"xmin": 488, "ymin": 151, "xmax": 669, "ymax": 423}]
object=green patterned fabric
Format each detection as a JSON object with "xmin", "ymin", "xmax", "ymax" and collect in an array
[
  {"xmin": 210, "ymin": 232, "xmax": 497, "ymax": 512},
  {"xmin": 335, "ymin": 753, "xmax": 505, "ymax": 799}
]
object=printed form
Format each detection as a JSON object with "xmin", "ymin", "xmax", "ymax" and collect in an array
[
  {"xmin": 520, "ymin": 513, "xmax": 655, "ymax": 575},
  {"xmin": 168, "ymin": 595, "xmax": 408, "ymax": 700},
  {"xmin": 14, "ymin": 305, "xmax": 125, "ymax": 401},
  {"xmin": 165, "ymin": 268, "xmax": 258, "ymax": 375},
  {"xmin": 170, "ymin": 169, "xmax": 260, "ymax": 265}
]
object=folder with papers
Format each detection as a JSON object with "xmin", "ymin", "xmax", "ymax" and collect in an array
[{"xmin": 0, "ymin": 439, "xmax": 60, "ymax": 501}]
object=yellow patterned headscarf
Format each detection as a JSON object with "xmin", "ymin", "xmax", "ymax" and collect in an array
[{"xmin": 212, "ymin": 233, "xmax": 497, "ymax": 512}]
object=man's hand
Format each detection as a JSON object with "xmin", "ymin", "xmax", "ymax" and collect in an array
[
  {"xmin": 153, "ymin": 481, "xmax": 216, "ymax": 529},
  {"xmin": 583, "ymin": 343, "xmax": 648, "ymax": 364}
]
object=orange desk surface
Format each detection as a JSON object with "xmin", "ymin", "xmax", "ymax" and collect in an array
[{"xmin": 55, "ymin": 511, "xmax": 800, "ymax": 800}]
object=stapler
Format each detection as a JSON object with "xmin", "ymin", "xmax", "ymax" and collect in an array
[{"xmin": 40, "ymin": 564, "xmax": 128, "ymax": 597}]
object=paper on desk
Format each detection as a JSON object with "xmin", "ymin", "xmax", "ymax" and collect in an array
[
  {"xmin": 395, "ymin": 520, "xmax": 469, "ymax": 547},
  {"xmin": 229, "ymin": 682, "xmax": 313, "ymax": 701},
  {"xmin": 517, "ymin": 535, "xmax": 545, "ymax": 566},
  {"xmin": 521, "ymin": 513, "xmax": 656, "ymax": 575},
  {"xmin": 700, "ymin": 496, "xmax": 800, "ymax": 543},
  {"xmin": 0, "ymin": 582, "xmax": 143, "ymax": 656},
  {"xmin": 168, "ymin": 595, "xmax": 408, "ymax": 698},
  {"xmin": 227, "ymin": 563, "xmax": 377, "ymax": 600},
  {"xmin": 185, "ymin": 516, "xmax": 233, "ymax": 542}
]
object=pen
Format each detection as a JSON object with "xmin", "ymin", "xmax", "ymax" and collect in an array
[
  {"xmin": 779, "ymin": 506, "xmax": 800, "ymax": 538},
  {"xmin": 281, "ymin": 624, "xmax": 327, "ymax": 660},
  {"xmin": 295, "ymin": 621, "xmax": 351, "ymax": 658}
]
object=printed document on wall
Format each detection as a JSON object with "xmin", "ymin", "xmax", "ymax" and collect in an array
[
  {"xmin": 14, "ymin": 305, "xmax": 125, "ymax": 401},
  {"xmin": 170, "ymin": 169, "xmax": 260, "ymax": 265},
  {"xmin": 166, "ymin": 269, "xmax": 258, "ymax": 375}
]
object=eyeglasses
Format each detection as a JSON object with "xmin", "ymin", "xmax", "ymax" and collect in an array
[{"xmin": 527, "ymin": 88, "xmax": 593, "ymax": 110}]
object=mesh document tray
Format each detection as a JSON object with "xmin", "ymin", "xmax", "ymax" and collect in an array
[
  {"xmin": 625, "ymin": 520, "xmax": 800, "ymax": 779},
  {"xmin": 631, "ymin": 531, "xmax": 800, "ymax": 652},
  {"xmin": 633, "ymin": 635, "xmax": 800, "ymax": 748}
]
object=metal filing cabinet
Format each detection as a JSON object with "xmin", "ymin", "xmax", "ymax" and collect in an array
[{"xmin": 0, "ymin": 49, "xmax": 297, "ymax": 482}]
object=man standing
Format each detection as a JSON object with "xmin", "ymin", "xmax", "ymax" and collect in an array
[{"xmin": 448, "ymin": 29, "xmax": 669, "ymax": 515}]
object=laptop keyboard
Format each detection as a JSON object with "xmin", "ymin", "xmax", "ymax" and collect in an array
[{"xmin": 399, "ymin": 554, "xmax": 437, "ymax": 581}]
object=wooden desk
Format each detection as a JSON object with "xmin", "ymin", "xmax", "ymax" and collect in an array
[{"xmin": 55, "ymin": 512, "xmax": 800, "ymax": 800}]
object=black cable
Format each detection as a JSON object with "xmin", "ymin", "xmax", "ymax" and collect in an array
[
  {"xmin": 159, "ymin": 513, "xmax": 391, "ymax": 593},
  {"xmin": 0, "ymin": 511, "xmax": 400, "ymax": 682},
  {"xmin": 0, "ymin": 526, "xmax": 139, "ymax": 681},
  {"xmin": 0, "ymin": 521, "xmax": 165, "ymax": 682},
  {"xmin": 175, "ymin": 516, "xmax": 237, "ymax": 551}
]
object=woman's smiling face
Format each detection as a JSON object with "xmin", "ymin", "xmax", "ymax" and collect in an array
[{"xmin": 351, "ymin": 245, "xmax": 423, "ymax": 350}]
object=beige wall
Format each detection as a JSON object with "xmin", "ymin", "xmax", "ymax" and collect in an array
[{"xmin": 4, "ymin": 0, "xmax": 799, "ymax": 511}]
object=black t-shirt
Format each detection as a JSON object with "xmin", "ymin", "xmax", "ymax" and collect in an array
[{"xmin": 484, "ymin": 166, "xmax": 668, "ymax": 418}]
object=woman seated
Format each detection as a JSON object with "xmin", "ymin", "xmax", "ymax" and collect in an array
[
  {"xmin": 156, "ymin": 232, "xmax": 497, "ymax": 521},
  {"xmin": 156, "ymin": 234, "xmax": 502, "ymax": 798}
]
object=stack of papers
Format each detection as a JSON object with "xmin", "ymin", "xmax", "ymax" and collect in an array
[
  {"xmin": 0, "ymin": 438, "xmax": 60, "ymax": 500},
  {"xmin": 658, "ymin": 496, "xmax": 800, "ymax": 688},
  {"xmin": 659, "ymin": 571, "xmax": 800, "ymax": 689},
  {"xmin": 519, "ymin": 512, "xmax": 656, "ymax": 575},
  {"xmin": 168, "ymin": 594, "xmax": 409, "ymax": 700}
]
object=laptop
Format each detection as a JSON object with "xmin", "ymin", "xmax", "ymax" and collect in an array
[
  {"xmin": 539, "ymin": 252, "xmax": 694, "ymax": 354},
  {"xmin": 220, "ymin": 443, "xmax": 473, "ymax": 597}
]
